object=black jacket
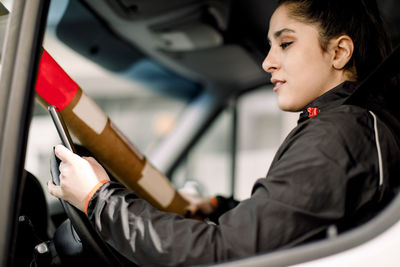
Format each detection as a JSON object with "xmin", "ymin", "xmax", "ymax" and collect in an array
[{"xmin": 87, "ymin": 81, "xmax": 400, "ymax": 266}]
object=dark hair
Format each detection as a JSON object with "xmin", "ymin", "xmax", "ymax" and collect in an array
[{"xmin": 277, "ymin": 0, "xmax": 392, "ymax": 81}]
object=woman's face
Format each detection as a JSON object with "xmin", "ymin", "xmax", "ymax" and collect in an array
[{"xmin": 263, "ymin": 4, "xmax": 343, "ymax": 111}]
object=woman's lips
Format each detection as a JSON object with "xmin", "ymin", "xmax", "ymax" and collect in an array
[{"xmin": 271, "ymin": 79, "xmax": 286, "ymax": 92}]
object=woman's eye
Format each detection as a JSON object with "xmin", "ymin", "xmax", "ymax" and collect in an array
[{"xmin": 280, "ymin": 41, "xmax": 293, "ymax": 49}]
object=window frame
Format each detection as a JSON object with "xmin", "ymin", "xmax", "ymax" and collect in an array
[{"xmin": 0, "ymin": 0, "xmax": 49, "ymax": 265}]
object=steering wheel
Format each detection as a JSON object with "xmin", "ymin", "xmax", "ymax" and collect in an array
[{"xmin": 50, "ymin": 148, "xmax": 137, "ymax": 266}]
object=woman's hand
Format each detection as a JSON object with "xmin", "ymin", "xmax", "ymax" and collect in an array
[
  {"xmin": 47, "ymin": 144, "xmax": 110, "ymax": 211},
  {"xmin": 181, "ymin": 192, "xmax": 216, "ymax": 219}
]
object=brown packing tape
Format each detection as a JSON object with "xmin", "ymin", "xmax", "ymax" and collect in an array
[
  {"xmin": 38, "ymin": 88, "xmax": 189, "ymax": 216},
  {"xmin": 63, "ymin": 90, "xmax": 158, "ymax": 204},
  {"xmin": 166, "ymin": 190, "xmax": 192, "ymax": 215},
  {"xmin": 63, "ymin": 89, "xmax": 145, "ymax": 176}
]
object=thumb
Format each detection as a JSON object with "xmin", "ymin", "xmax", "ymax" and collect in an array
[{"xmin": 54, "ymin": 144, "xmax": 76, "ymax": 162}]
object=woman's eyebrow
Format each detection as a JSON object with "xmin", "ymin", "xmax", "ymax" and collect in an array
[
  {"xmin": 267, "ymin": 28, "xmax": 296, "ymax": 44},
  {"xmin": 274, "ymin": 28, "xmax": 296, "ymax": 38}
]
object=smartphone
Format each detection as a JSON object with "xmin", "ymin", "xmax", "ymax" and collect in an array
[{"xmin": 48, "ymin": 105, "xmax": 76, "ymax": 153}]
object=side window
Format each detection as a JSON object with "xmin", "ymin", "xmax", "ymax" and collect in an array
[
  {"xmin": 172, "ymin": 109, "xmax": 233, "ymax": 197},
  {"xmin": 172, "ymin": 86, "xmax": 298, "ymax": 199},
  {"xmin": 236, "ymin": 87, "xmax": 284, "ymax": 199}
]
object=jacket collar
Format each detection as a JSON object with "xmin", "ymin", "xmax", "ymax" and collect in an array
[{"xmin": 298, "ymin": 81, "xmax": 359, "ymax": 123}]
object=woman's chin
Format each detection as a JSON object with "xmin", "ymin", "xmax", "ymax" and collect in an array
[{"xmin": 278, "ymin": 101, "xmax": 302, "ymax": 112}]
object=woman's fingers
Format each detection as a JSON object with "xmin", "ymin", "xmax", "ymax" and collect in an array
[
  {"xmin": 54, "ymin": 144, "xmax": 75, "ymax": 162},
  {"xmin": 59, "ymin": 161, "xmax": 66, "ymax": 173},
  {"xmin": 58, "ymin": 156, "xmax": 73, "ymax": 180},
  {"xmin": 50, "ymin": 146, "xmax": 110, "ymax": 211},
  {"xmin": 184, "ymin": 204, "xmax": 198, "ymax": 217},
  {"xmin": 47, "ymin": 180, "xmax": 62, "ymax": 198},
  {"xmin": 180, "ymin": 192, "xmax": 215, "ymax": 218}
]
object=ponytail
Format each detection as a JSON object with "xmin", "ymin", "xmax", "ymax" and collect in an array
[{"xmin": 278, "ymin": 0, "xmax": 392, "ymax": 81}]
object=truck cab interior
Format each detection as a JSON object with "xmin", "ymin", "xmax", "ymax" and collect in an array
[{"xmin": 0, "ymin": 0, "xmax": 399, "ymax": 266}]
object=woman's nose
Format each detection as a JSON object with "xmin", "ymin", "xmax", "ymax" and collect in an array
[{"xmin": 262, "ymin": 49, "xmax": 278, "ymax": 73}]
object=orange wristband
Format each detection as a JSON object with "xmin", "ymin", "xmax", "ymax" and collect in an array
[{"xmin": 84, "ymin": 179, "xmax": 110, "ymax": 215}]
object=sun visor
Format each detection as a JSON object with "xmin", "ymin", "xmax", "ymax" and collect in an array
[{"xmin": 56, "ymin": 0, "xmax": 144, "ymax": 72}]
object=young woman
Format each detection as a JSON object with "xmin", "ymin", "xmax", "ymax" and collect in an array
[{"xmin": 48, "ymin": 0, "xmax": 400, "ymax": 265}]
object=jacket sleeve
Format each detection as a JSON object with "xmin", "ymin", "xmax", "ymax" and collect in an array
[{"xmin": 86, "ymin": 112, "xmax": 379, "ymax": 266}]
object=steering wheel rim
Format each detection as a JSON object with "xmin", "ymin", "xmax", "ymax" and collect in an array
[{"xmin": 50, "ymin": 150, "xmax": 136, "ymax": 266}]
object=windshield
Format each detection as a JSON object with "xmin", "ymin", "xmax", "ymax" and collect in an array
[{"xmin": 25, "ymin": 0, "xmax": 198, "ymax": 198}]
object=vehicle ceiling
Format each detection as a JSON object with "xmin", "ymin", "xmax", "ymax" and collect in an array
[{"xmin": 55, "ymin": 0, "xmax": 400, "ymax": 95}]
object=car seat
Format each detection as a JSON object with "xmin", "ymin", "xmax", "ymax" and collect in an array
[{"xmin": 14, "ymin": 170, "xmax": 50, "ymax": 267}]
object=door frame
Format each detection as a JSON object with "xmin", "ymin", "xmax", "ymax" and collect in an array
[{"xmin": 0, "ymin": 1, "xmax": 49, "ymax": 266}]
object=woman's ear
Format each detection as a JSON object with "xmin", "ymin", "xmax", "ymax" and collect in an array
[{"xmin": 331, "ymin": 35, "xmax": 354, "ymax": 70}]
